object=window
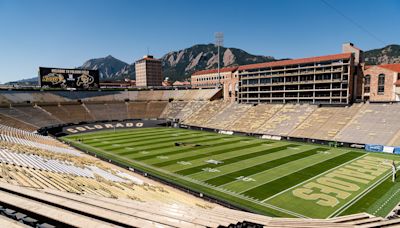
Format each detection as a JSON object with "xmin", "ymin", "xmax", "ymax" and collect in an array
[
  {"xmin": 378, "ymin": 74, "xmax": 385, "ymax": 94},
  {"xmin": 364, "ymin": 74, "xmax": 370, "ymax": 93}
]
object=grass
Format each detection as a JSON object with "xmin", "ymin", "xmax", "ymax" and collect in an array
[{"xmin": 62, "ymin": 127, "xmax": 400, "ymax": 219}]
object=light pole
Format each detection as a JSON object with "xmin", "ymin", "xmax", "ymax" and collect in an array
[{"xmin": 215, "ymin": 32, "xmax": 224, "ymax": 87}]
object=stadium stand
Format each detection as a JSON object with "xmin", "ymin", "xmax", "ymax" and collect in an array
[
  {"xmin": 175, "ymin": 101, "xmax": 207, "ymax": 121},
  {"xmin": 0, "ymin": 89, "xmax": 220, "ymax": 104},
  {"xmin": 256, "ymin": 104, "xmax": 316, "ymax": 136},
  {"xmin": 0, "ymin": 124, "xmax": 68, "ymax": 148},
  {"xmin": 0, "ymin": 113, "xmax": 37, "ymax": 132},
  {"xmin": 160, "ymin": 101, "xmax": 188, "ymax": 119},
  {"xmin": 104, "ymin": 102, "xmax": 128, "ymax": 120},
  {"xmin": 84, "ymin": 103, "xmax": 112, "ymax": 121},
  {"xmin": 229, "ymin": 104, "xmax": 284, "ymax": 133},
  {"xmin": 334, "ymin": 103, "xmax": 400, "ymax": 145},
  {"xmin": 40, "ymin": 103, "xmax": 93, "ymax": 124},
  {"xmin": 205, "ymin": 103, "xmax": 252, "ymax": 130},
  {"xmin": 146, "ymin": 101, "xmax": 168, "ymax": 118},
  {"xmin": 127, "ymin": 101, "xmax": 148, "ymax": 119},
  {"xmin": 182, "ymin": 100, "xmax": 231, "ymax": 127},
  {"xmin": 289, "ymin": 103, "xmax": 363, "ymax": 141},
  {"xmin": 0, "ymin": 106, "xmax": 61, "ymax": 129}
]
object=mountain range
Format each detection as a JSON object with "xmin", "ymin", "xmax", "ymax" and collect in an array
[
  {"xmin": 78, "ymin": 44, "xmax": 276, "ymax": 82},
  {"xmin": 9, "ymin": 44, "xmax": 400, "ymax": 84}
]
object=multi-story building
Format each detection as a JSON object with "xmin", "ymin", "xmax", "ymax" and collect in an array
[
  {"xmin": 363, "ymin": 64, "xmax": 400, "ymax": 102},
  {"xmin": 191, "ymin": 67, "xmax": 239, "ymax": 101},
  {"xmin": 135, "ymin": 55, "xmax": 163, "ymax": 87},
  {"xmin": 238, "ymin": 43, "xmax": 363, "ymax": 104}
]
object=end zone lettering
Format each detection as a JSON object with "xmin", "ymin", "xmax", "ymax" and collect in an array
[
  {"xmin": 66, "ymin": 122, "xmax": 144, "ymax": 134},
  {"xmin": 292, "ymin": 156, "xmax": 389, "ymax": 208}
]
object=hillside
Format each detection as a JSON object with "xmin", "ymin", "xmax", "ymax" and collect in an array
[
  {"xmin": 161, "ymin": 44, "xmax": 275, "ymax": 81},
  {"xmin": 364, "ymin": 44, "xmax": 400, "ymax": 65}
]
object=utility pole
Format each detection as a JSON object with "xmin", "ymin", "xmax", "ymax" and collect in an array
[{"xmin": 215, "ymin": 32, "xmax": 224, "ymax": 87}]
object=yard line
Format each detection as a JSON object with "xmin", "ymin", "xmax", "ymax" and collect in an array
[
  {"xmin": 195, "ymin": 143, "xmax": 298, "ymax": 181},
  {"xmin": 175, "ymin": 144, "xmax": 295, "ymax": 176},
  {"xmin": 134, "ymin": 137, "xmax": 238, "ymax": 160},
  {"xmin": 152, "ymin": 141, "xmax": 265, "ymax": 167},
  {"xmin": 260, "ymin": 153, "xmax": 368, "ymax": 203},
  {"xmin": 79, "ymin": 128, "xmax": 174, "ymax": 140},
  {"xmin": 204, "ymin": 146, "xmax": 325, "ymax": 187},
  {"xmin": 94, "ymin": 131, "xmax": 201, "ymax": 147},
  {"xmin": 233, "ymin": 149, "xmax": 347, "ymax": 193}
]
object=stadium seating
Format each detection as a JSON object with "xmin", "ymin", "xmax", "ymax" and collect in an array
[
  {"xmin": 40, "ymin": 104, "xmax": 93, "ymax": 123},
  {"xmin": 205, "ymin": 103, "xmax": 252, "ymax": 130},
  {"xmin": 0, "ymin": 89, "xmax": 220, "ymax": 104},
  {"xmin": 0, "ymin": 113, "xmax": 37, "ymax": 132},
  {"xmin": 84, "ymin": 103, "xmax": 112, "ymax": 121},
  {"xmin": 160, "ymin": 101, "xmax": 188, "ymax": 119},
  {"xmin": 289, "ymin": 104, "xmax": 363, "ymax": 140},
  {"xmin": 175, "ymin": 101, "xmax": 207, "ymax": 121},
  {"xmin": 229, "ymin": 104, "xmax": 283, "ymax": 133},
  {"xmin": 104, "ymin": 102, "xmax": 128, "ymax": 120},
  {"xmin": 0, "ymin": 106, "xmax": 61, "ymax": 128},
  {"xmin": 146, "ymin": 101, "xmax": 168, "ymax": 118},
  {"xmin": 256, "ymin": 104, "xmax": 316, "ymax": 136},
  {"xmin": 182, "ymin": 100, "xmax": 231, "ymax": 127},
  {"xmin": 0, "ymin": 124, "xmax": 68, "ymax": 148},
  {"xmin": 334, "ymin": 103, "xmax": 400, "ymax": 145},
  {"xmin": 127, "ymin": 102, "xmax": 148, "ymax": 119}
]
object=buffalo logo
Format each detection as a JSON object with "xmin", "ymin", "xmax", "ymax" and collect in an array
[
  {"xmin": 76, "ymin": 74, "xmax": 94, "ymax": 88},
  {"xmin": 42, "ymin": 73, "xmax": 65, "ymax": 85}
]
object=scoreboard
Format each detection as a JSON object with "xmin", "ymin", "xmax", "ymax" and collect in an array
[{"xmin": 39, "ymin": 67, "xmax": 99, "ymax": 89}]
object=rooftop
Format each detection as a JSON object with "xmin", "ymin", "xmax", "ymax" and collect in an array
[
  {"xmin": 192, "ymin": 66, "xmax": 238, "ymax": 76},
  {"xmin": 238, "ymin": 52, "xmax": 353, "ymax": 71},
  {"xmin": 379, "ymin": 64, "xmax": 400, "ymax": 73}
]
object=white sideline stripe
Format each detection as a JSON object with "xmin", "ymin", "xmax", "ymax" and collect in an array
[
  {"xmin": 232, "ymin": 150, "xmax": 346, "ymax": 193},
  {"xmin": 328, "ymin": 169, "xmax": 392, "ymax": 218},
  {"xmin": 175, "ymin": 144, "xmax": 281, "ymax": 173},
  {"xmin": 197, "ymin": 143, "xmax": 293, "ymax": 182},
  {"xmin": 72, "ymin": 140, "xmax": 309, "ymax": 218},
  {"xmin": 384, "ymin": 189, "xmax": 400, "ymax": 218},
  {"xmin": 260, "ymin": 153, "xmax": 368, "ymax": 203}
]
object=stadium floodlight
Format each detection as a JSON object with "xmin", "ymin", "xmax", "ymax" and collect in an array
[{"xmin": 215, "ymin": 32, "xmax": 224, "ymax": 87}]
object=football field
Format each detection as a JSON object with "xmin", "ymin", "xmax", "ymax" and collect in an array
[{"xmin": 62, "ymin": 127, "xmax": 400, "ymax": 218}]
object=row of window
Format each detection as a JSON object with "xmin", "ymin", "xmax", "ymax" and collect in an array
[
  {"xmin": 364, "ymin": 74, "xmax": 385, "ymax": 94},
  {"xmin": 194, "ymin": 75, "xmax": 227, "ymax": 81}
]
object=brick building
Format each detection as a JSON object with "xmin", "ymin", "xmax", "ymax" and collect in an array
[
  {"xmin": 190, "ymin": 43, "xmax": 363, "ymax": 104},
  {"xmin": 237, "ymin": 43, "xmax": 363, "ymax": 104},
  {"xmin": 191, "ymin": 67, "xmax": 239, "ymax": 101},
  {"xmin": 363, "ymin": 64, "xmax": 400, "ymax": 102},
  {"xmin": 135, "ymin": 55, "xmax": 163, "ymax": 87}
]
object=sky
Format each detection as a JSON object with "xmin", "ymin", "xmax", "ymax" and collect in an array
[{"xmin": 0, "ymin": 0, "xmax": 399, "ymax": 82}]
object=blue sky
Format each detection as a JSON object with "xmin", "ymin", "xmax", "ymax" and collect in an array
[{"xmin": 0, "ymin": 0, "xmax": 399, "ymax": 82}]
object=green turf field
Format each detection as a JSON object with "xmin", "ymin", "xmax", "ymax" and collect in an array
[{"xmin": 61, "ymin": 127, "xmax": 400, "ymax": 219}]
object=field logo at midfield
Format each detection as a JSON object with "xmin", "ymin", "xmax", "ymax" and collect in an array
[{"xmin": 292, "ymin": 156, "xmax": 389, "ymax": 207}]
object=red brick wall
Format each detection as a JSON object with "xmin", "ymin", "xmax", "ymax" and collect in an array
[{"xmin": 363, "ymin": 66, "xmax": 398, "ymax": 102}]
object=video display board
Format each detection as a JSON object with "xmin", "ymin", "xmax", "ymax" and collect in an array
[{"xmin": 39, "ymin": 67, "xmax": 99, "ymax": 89}]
